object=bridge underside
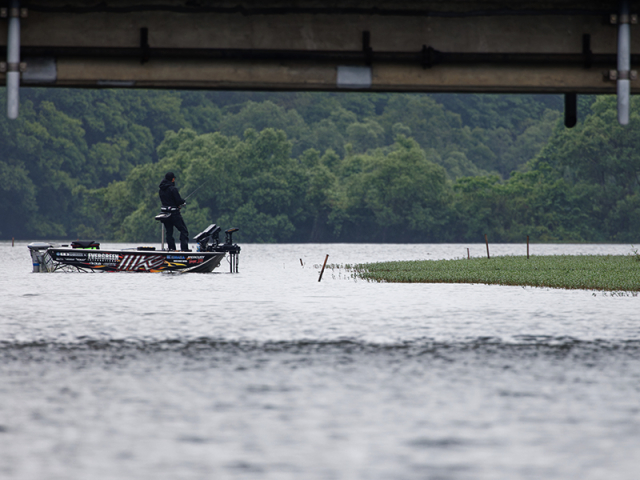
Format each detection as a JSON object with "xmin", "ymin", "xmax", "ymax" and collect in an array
[{"xmin": 0, "ymin": 1, "xmax": 638, "ymax": 94}]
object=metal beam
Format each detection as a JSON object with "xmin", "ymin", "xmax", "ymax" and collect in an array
[
  {"xmin": 10, "ymin": 46, "xmax": 640, "ymax": 66},
  {"xmin": 0, "ymin": 1, "xmax": 638, "ymax": 109}
]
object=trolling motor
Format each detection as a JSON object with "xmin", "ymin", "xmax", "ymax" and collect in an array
[
  {"xmin": 219, "ymin": 228, "xmax": 240, "ymax": 273},
  {"xmin": 225, "ymin": 228, "xmax": 238, "ymax": 245}
]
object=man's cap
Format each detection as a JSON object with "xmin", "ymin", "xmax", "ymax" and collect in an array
[{"xmin": 165, "ymin": 172, "xmax": 175, "ymax": 181}]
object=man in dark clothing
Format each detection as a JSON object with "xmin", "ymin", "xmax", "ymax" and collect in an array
[{"xmin": 159, "ymin": 172, "xmax": 190, "ymax": 251}]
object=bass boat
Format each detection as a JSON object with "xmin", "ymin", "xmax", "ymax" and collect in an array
[{"xmin": 27, "ymin": 224, "xmax": 240, "ymax": 273}]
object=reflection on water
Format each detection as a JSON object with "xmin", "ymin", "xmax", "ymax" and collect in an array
[{"xmin": 1, "ymin": 242, "xmax": 639, "ymax": 479}]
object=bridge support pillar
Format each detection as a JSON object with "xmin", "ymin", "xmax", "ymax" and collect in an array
[
  {"xmin": 618, "ymin": 0, "xmax": 631, "ymax": 126},
  {"xmin": 5, "ymin": 0, "xmax": 21, "ymax": 120}
]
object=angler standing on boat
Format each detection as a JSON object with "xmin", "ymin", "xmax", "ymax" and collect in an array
[{"xmin": 159, "ymin": 172, "xmax": 190, "ymax": 251}]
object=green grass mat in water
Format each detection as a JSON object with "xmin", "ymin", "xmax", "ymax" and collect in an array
[{"xmin": 351, "ymin": 255, "xmax": 640, "ymax": 291}]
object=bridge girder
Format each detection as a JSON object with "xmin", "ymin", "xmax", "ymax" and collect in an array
[{"xmin": 0, "ymin": 1, "xmax": 637, "ymax": 95}]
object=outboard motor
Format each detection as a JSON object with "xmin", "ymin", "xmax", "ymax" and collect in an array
[{"xmin": 27, "ymin": 242, "xmax": 53, "ymax": 272}]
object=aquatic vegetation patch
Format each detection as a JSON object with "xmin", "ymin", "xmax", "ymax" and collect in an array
[{"xmin": 351, "ymin": 255, "xmax": 640, "ymax": 291}]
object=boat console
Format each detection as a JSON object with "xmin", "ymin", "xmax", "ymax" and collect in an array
[
  {"xmin": 194, "ymin": 224, "xmax": 222, "ymax": 251},
  {"xmin": 194, "ymin": 224, "xmax": 240, "ymax": 272}
]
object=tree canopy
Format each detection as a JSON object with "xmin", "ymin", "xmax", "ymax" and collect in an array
[{"xmin": 2, "ymin": 88, "xmax": 638, "ymax": 243}]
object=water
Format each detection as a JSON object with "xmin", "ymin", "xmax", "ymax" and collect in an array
[{"xmin": 1, "ymin": 241, "xmax": 639, "ymax": 479}]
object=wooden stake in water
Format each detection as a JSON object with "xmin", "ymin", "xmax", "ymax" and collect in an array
[
  {"xmin": 467, "ymin": 248, "xmax": 470, "ymax": 259},
  {"xmin": 12, "ymin": 237, "xmax": 14, "ymax": 247},
  {"xmin": 484, "ymin": 234, "xmax": 490, "ymax": 259},
  {"xmin": 300, "ymin": 258, "xmax": 304, "ymax": 267},
  {"xmin": 527, "ymin": 235, "xmax": 530, "ymax": 259},
  {"xmin": 318, "ymin": 254, "xmax": 329, "ymax": 282}
]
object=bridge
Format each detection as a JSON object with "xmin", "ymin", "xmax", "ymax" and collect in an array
[{"xmin": 1, "ymin": 1, "xmax": 637, "ymax": 125}]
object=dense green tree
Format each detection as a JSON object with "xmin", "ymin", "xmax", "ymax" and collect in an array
[
  {"xmin": 8, "ymin": 87, "xmax": 636, "ymax": 244},
  {"xmin": 449, "ymin": 96, "xmax": 640, "ymax": 243},
  {"xmin": 335, "ymin": 136, "xmax": 451, "ymax": 242},
  {"xmin": 533, "ymin": 96, "xmax": 640, "ymax": 241},
  {"xmin": 0, "ymin": 159, "xmax": 38, "ymax": 237}
]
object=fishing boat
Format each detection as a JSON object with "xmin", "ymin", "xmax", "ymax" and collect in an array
[{"xmin": 27, "ymin": 224, "xmax": 240, "ymax": 273}]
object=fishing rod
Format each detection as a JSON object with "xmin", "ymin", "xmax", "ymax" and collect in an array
[{"xmin": 182, "ymin": 179, "xmax": 209, "ymax": 202}]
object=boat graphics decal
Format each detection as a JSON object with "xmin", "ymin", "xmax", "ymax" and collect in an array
[
  {"xmin": 88, "ymin": 253, "xmax": 119, "ymax": 263},
  {"xmin": 117, "ymin": 254, "xmax": 166, "ymax": 271},
  {"xmin": 45, "ymin": 249, "xmax": 226, "ymax": 273}
]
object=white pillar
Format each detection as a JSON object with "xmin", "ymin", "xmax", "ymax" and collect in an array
[
  {"xmin": 6, "ymin": 0, "xmax": 21, "ymax": 120},
  {"xmin": 618, "ymin": 0, "xmax": 631, "ymax": 126}
]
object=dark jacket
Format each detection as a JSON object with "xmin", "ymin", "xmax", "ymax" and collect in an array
[{"xmin": 159, "ymin": 179, "xmax": 186, "ymax": 209}]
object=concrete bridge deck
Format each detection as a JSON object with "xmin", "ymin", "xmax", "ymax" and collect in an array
[{"xmin": 0, "ymin": 1, "xmax": 637, "ymax": 94}]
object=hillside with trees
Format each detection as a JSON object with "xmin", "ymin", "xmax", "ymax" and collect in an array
[{"xmin": 2, "ymin": 89, "xmax": 638, "ymax": 243}]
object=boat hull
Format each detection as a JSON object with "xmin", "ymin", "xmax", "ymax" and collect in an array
[{"xmin": 45, "ymin": 248, "xmax": 225, "ymax": 273}]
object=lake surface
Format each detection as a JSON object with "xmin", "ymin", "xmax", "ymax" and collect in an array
[{"xmin": 1, "ymin": 241, "xmax": 639, "ymax": 479}]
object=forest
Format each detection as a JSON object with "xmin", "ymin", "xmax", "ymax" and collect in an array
[{"xmin": 1, "ymin": 87, "xmax": 639, "ymax": 243}]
